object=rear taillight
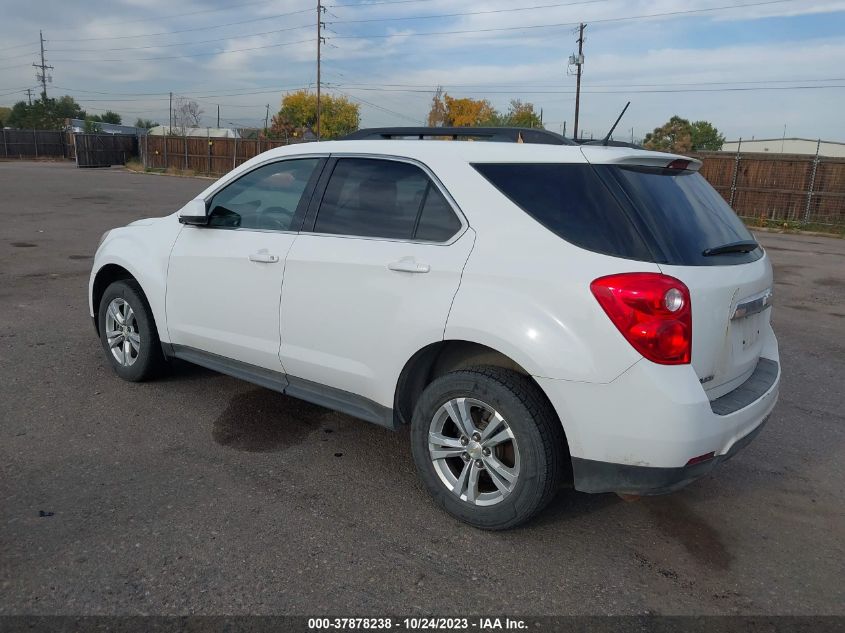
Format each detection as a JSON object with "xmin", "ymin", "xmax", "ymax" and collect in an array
[{"xmin": 590, "ymin": 273, "xmax": 692, "ymax": 365}]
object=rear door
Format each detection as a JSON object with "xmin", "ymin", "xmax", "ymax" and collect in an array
[
  {"xmin": 589, "ymin": 153, "xmax": 773, "ymax": 398},
  {"xmin": 278, "ymin": 156, "xmax": 474, "ymax": 408}
]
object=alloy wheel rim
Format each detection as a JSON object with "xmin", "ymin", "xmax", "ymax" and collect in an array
[
  {"xmin": 105, "ymin": 297, "xmax": 140, "ymax": 367},
  {"xmin": 428, "ymin": 397, "xmax": 520, "ymax": 507}
]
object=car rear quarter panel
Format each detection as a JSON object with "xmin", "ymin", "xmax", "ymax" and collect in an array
[{"xmin": 435, "ymin": 157, "xmax": 656, "ymax": 384}]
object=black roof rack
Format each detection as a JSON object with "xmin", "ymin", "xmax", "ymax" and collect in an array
[{"xmin": 343, "ymin": 126, "xmax": 576, "ymax": 146}]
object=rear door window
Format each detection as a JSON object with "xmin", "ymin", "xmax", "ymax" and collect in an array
[
  {"xmin": 473, "ymin": 163, "xmax": 652, "ymax": 260},
  {"xmin": 313, "ymin": 158, "xmax": 462, "ymax": 241}
]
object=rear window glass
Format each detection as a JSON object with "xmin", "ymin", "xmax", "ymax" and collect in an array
[
  {"xmin": 472, "ymin": 163, "xmax": 652, "ymax": 260},
  {"xmin": 601, "ymin": 166, "xmax": 761, "ymax": 266},
  {"xmin": 473, "ymin": 162, "xmax": 762, "ymax": 266}
]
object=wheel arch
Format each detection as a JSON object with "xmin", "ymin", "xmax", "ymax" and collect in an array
[
  {"xmin": 91, "ymin": 264, "xmax": 136, "ymax": 335},
  {"xmin": 395, "ymin": 339, "xmax": 574, "ymax": 483}
]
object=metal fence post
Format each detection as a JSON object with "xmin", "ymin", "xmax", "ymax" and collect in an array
[
  {"xmin": 1, "ymin": 129, "xmax": 6, "ymax": 158},
  {"xmin": 803, "ymin": 139, "xmax": 822, "ymax": 225},
  {"xmin": 33, "ymin": 130, "xmax": 38, "ymax": 158},
  {"xmin": 728, "ymin": 137, "xmax": 741, "ymax": 209}
]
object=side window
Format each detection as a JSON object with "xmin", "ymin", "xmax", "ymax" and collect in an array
[
  {"xmin": 313, "ymin": 158, "xmax": 461, "ymax": 241},
  {"xmin": 415, "ymin": 186, "xmax": 463, "ymax": 242},
  {"xmin": 207, "ymin": 158, "xmax": 320, "ymax": 231}
]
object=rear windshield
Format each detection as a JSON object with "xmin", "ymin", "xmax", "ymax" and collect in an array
[
  {"xmin": 473, "ymin": 162, "xmax": 761, "ymax": 266},
  {"xmin": 602, "ymin": 165, "xmax": 761, "ymax": 266}
]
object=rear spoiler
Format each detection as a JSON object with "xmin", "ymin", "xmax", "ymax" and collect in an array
[{"xmin": 579, "ymin": 146, "xmax": 702, "ymax": 172}]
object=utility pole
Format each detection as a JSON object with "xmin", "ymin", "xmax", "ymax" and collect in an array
[
  {"xmin": 169, "ymin": 92, "xmax": 173, "ymax": 133},
  {"xmin": 571, "ymin": 23, "xmax": 586, "ymax": 141},
  {"xmin": 316, "ymin": 0, "xmax": 325, "ymax": 140},
  {"xmin": 25, "ymin": 88, "xmax": 33, "ymax": 106},
  {"xmin": 217, "ymin": 104, "xmax": 220, "ymax": 128},
  {"xmin": 33, "ymin": 30, "xmax": 53, "ymax": 101},
  {"xmin": 264, "ymin": 104, "xmax": 270, "ymax": 133}
]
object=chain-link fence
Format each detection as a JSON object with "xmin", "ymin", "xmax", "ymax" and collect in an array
[{"xmin": 694, "ymin": 145, "xmax": 845, "ymax": 232}]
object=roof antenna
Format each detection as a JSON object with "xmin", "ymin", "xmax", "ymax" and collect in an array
[{"xmin": 602, "ymin": 101, "xmax": 631, "ymax": 146}]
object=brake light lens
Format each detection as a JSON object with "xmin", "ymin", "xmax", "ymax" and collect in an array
[
  {"xmin": 666, "ymin": 159, "xmax": 691, "ymax": 170},
  {"xmin": 590, "ymin": 273, "xmax": 692, "ymax": 365}
]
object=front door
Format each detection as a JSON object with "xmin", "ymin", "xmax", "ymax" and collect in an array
[{"xmin": 166, "ymin": 157, "xmax": 323, "ymax": 371}]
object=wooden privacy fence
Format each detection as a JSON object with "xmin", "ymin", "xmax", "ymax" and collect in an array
[
  {"xmin": 693, "ymin": 147, "xmax": 845, "ymax": 227},
  {"xmin": 0, "ymin": 129, "xmax": 70, "ymax": 159},
  {"xmin": 140, "ymin": 134, "xmax": 291, "ymax": 175},
  {"xmin": 74, "ymin": 133, "xmax": 137, "ymax": 167}
]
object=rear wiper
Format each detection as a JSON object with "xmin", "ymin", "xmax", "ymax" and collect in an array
[{"xmin": 702, "ymin": 240, "xmax": 759, "ymax": 256}]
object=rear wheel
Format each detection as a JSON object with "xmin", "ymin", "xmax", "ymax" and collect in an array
[
  {"xmin": 411, "ymin": 367, "xmax": 566, "ymax": 530},
  {"xmin": 98, "ymin": 280, "xmax": 165, "ymax": 382}
]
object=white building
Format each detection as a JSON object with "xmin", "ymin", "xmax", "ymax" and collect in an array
[
  {"xmin": 722, "ymin": 138, "xmax": 845, "ymax": 158},
  {"xmin": 147, "ymin": 126, "xmax": 241, "ymax": 139}
]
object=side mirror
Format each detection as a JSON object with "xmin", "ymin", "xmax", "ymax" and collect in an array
[{"xmin": 177, "ymin": 199, "xmax": 209, "ymax": 226}]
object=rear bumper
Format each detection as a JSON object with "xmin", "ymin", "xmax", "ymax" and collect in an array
[
  {"xmin": 570, "ymin": 414, "xmax": 769, "ymax": 495},
  {"xmin": 535, "ymin": 325, "xmax": 780, "ymax": 495}
]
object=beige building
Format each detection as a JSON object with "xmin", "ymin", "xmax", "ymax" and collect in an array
[{"xmin": 722, "ymin": 137, "xmax": 845, "ymax": 157}]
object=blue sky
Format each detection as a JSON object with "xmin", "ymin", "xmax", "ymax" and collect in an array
[{"xmin": 1, "ymin": 0, "xmax": 844, "ymax": 140}]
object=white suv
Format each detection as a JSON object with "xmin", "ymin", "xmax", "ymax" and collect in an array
[{"xmin": 90, "ymin": 134, "xmax": 780, "ymax": 529}]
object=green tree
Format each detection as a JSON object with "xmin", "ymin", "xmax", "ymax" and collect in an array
[
  {"xmin": 643, "ymin": 116, "xmax": 725, "ymax": 153},
  {"xmin": 269, "ymin": 90, "xmax": 360, "ymax": 140},
  {"xmin": 643, "ymin": 116, "xmax": 693, "ymax": 153},
  {"xmin": 6, "ymin": 95, "xmax": 86, "ymax": 129},
  {"xmin": 504, "ymin": 99, "xmax": 542, "ymax": 128},
  {"xmin": 0, "ymin": 106, "xmax": 10, "ymax": 127},
  {"xmin": 83, "ymin": 118, "xmax": 102, "ymax": 133},
  {"xmin": 90, "ymin": 110, "xmax": 122, "ymax": 124},
  {"xmin": 690, "ymin": 120, "xmax": 725, "ymax": 151}
]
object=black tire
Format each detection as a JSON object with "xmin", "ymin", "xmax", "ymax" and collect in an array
[
  {"xmin": 97, "ymin": 279, "xmax": 165, "ymax": 382},
  {"xmin": 411, "ymin": 366, "xmax": 566, "ymax": 530}
]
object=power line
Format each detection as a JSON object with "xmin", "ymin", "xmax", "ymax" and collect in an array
[
  {"xmin": 47, "ymin": 24, "xmax": 313, "ymax": 53},
  {"xmin": 329, "ymin": 0, "xmax": 439, "ymax": 6},
  {"xmin": 330, "ymin": 87, "xmax": 421, "ymax": 124},
  {"xmin": 73, "ymin": 0, "xmax": 292, "ymax": 28},
  {"xmin": 327, "ymin": 0, "xmax": 615, "ymax": 23},
  {"xmin": 328, "ymin": 0, "xmax": 802, "ymax": 40},
  {"xmin": 0, "ymin": 41, "xmax": 37, "ymax": 53},
  {"xmin": 49, "ymin": 7, "xmax": 314, "ymax": 42},
  {"xmin": 327, "ymin": 84, "xmax": 845, "ymax": 94},
  {"xmin": 52, "ymin": 37, "xmax": 314, "ymax": 63},
  {"xmin": 322, "ymin": 77, "xmax": 845, "ymax": 89}
]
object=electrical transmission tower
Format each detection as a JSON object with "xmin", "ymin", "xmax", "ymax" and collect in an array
[{"xmin": 33, "ymin": 30, "xmax": 53, "ymax": 101}]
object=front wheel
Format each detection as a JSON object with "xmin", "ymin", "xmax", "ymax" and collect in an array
[
  {"xmin": 98, "ymin": 279, "xmax": 165, "ymax": 382},
  {"xmin": 411, "ymin": 367, "xmax": 566, "ymax": 530}
]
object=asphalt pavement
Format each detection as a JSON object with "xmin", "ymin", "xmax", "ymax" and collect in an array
[{"xmin": 1, "ymin": 161, "xmax": 843, "ymax": 616}]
